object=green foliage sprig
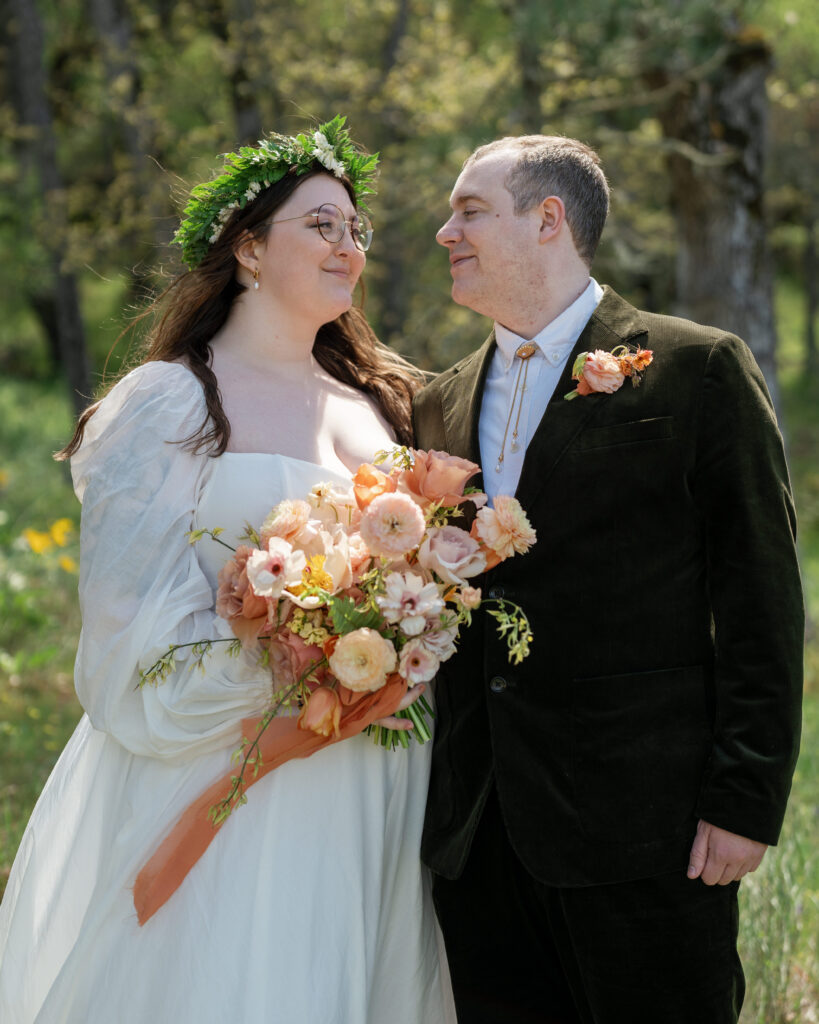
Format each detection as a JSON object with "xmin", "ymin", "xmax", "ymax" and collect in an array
[
  {"xmin": 173, "ymin": 115, "xmax": 379, "ymax": 269},
  {"xmin": 485, "ymin": 599, "xmax": 533, "ymax": 665}
]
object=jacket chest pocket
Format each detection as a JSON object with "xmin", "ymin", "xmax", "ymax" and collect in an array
[{"xmin": 574, "ymin": 416, "xmax": 674, "ymax": 452}]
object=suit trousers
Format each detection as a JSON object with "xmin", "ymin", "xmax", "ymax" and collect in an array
[{"xmin": 432, "ymin": 786, "xmax": 745, "ymax": 1024}]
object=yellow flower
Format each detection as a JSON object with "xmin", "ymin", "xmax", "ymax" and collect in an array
[
  {"xmin": 23, "ymin": 528, "xmax": 54, "ymax": 554},
  {"xmin": 50, "ymin": 518, "xmax": 74, "ymax": 547},
  {"xmin": 0, "ymin": 468, "xmax": 9, "ymax": 487},
  {"xmin": 290, "ymin": 555, "xmax": 334, "ymax": 596},
  {"xmin": 59, "ymin": 555, "xmax": 78, "ymax": 573}
]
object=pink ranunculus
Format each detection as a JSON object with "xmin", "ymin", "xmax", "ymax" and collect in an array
[
  {"xmin": 398, "ymin": 638, "xmax": 440, "ymax": 684},
  {"xmin": 246, "ymin": 537, "xmax": 306, "ymax": 599},
  {"xmin": 347, "ymin": 532, "xmax": 372, "ymax": 581},
  {"xmin": 216, "ymin": 544, "xmax": 268, "ymax": 622},
  {"xmin": 376, "ymin": 572, "xmax": 445, "ymax": 636},
  {"xmin": 417, "ymin": 525, "xmax": 486, "ymax": 586},
  {"xmin": 329, "ymin": 627, "xmax": 397, "ymax": 693},
  {"xmin": 260, "ymin": 500, "xmax": 312, "ymax": 546},
  {"xmin": 398, "ymin": 449, "xmax": 486, "ymax": 511},
  {"xmin": 577, "ymin": 350, "xmax": 625, "ymax": 395},
  {"xmin": 359, "ymin": 492, "xmax": 426, "ymax": 559},
  {"xmin": 474, "ymin": 496, "xmax": 537, "ymax": 560}
]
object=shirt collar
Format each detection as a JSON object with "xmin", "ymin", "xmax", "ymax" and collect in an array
[{"xmin": 493, "ymin": 278, "xmax": 604, "ymax": 371}]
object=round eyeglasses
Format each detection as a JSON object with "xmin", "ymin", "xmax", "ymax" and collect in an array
[{"xmin": 270, "ymin": 203, "xmax": 373, "ymax": 252}]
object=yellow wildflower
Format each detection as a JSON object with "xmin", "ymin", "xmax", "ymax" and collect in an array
[
  {"xmin": 23, "ymin": 528, "xmax": 54, "ymax": 554},
  {"xmin": 50, "ymin": 518, "xmax": 74, "ymax": 547},
  {"xmin": 59, "ymin": 555, "xmax": 78, "ymax": 573}
]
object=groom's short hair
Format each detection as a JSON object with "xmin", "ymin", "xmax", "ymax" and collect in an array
[{"xmin": 464, "ymin": 136, "xmax": 610, "ymax": 265}]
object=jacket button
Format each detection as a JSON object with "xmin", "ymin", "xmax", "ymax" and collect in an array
[
  {"xmin": 488, "ymin": 586, "xmax": 504, "ymax": 600},
  {"xmin": 489, "ymin": 676, "xmax": 507, "ymax": 693}
]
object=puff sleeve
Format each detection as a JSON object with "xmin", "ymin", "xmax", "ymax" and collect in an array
[{"xmin": 70, "ymin": 361, "xmax": 269, "ymax": 760}]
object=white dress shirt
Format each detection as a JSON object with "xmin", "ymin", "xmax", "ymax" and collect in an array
[{"xmin": 479, "ymin": 278, "xmax": 604, "ymax": 503}]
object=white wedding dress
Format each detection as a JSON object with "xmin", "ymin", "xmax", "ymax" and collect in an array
[{"xmin": 0, "ymin": 362, "xmax": 455, "ymax": 1023}]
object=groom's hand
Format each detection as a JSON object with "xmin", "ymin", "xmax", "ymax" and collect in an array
[{"xmin": 687, "ymin": 819, "xmax": 768, "ymax": 885}]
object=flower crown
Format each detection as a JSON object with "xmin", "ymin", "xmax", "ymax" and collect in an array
[{"xmin": 173, "ymin": 115, "xmax": 379, "ymax": 269}]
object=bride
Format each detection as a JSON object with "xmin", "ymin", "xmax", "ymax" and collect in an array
[{"xmin": 0, "ymin": 117, "xmax": 455, "ymax": 1023}]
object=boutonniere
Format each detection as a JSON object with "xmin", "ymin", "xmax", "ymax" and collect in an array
[{"xmin": 564, "ymin": 345, "xmax": 653, "ymax": 401}]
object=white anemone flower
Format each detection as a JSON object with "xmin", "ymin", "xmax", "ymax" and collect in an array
[{"xmin": 377, "ymin": 572, "xmax": 444, "ymax": 637}]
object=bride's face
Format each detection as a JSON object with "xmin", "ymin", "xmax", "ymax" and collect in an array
[{"xmin": 257, "ymin": 174, "xmax": 366, "ymax": 326}]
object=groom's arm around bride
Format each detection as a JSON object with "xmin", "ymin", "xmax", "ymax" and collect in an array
[{"xmin": 414, "ymin": 134, "xmax": 803, "ymax": 1024}]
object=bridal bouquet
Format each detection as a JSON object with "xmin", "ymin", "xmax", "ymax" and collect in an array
[{"xmin": 134, "ymin": 447, "xmax": 534, "ymax": 924}]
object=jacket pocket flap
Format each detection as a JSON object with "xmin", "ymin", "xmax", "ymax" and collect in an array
[{"xmin": 575, "ymin": 416, "xmax": 674, "ymax": 451}]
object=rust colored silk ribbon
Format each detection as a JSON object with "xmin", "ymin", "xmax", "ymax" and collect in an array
[{"xmin": 133, "ymin": 674, "xmax": 407, "ymax": 925}]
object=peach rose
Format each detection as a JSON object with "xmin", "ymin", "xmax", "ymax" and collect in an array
[
  {"xmin": 216, "ymin": 545, "xmax": 268, "ymax": 622},
  {"xmin": 329, "ymin": 627, "xmax": 397, "ymax": 692},
  {"xmin": 576, "ymin": 350, "xmax": 625, "ymax": 396},
  {"xmin": 458, "ymin": 585, "xmax": 483, "ymax": 610},
  {"xmin": 473, "ymin": 496, "xmax": 537, "ymax": 560},
  {"xmin": 398, "ymin": 449, "xmax": 486, "ymax": 511},
  {"xmin": 269, "ymin": 630, "xmax": 325, "ymax": 689},
  {"xmin": 353, "ymin": 463, "xmax": 398, "ymax": 510},
  {"xmin": 297, "ymin": 686, "xmax": 342, "ymax": 739},
  {"xmin": 417, "ymin": 525, "xmax": 486, "ymax": 585}
]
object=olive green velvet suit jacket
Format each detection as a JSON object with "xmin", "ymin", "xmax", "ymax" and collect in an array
[{"xmin": 412, "ymin": 286, "xmax": 804, "ymax": 886}]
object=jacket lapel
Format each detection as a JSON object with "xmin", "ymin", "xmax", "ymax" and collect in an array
[
  {"xmin": 438, "ymin": 332, "xmax": 496, "ymax": 485},
  {"xmin": 515, "ymin": 287, "xmax": 648, "ymax": 510}
]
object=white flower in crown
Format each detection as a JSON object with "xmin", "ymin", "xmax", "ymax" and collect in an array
[
  {"xmin": 244, "ymin": 181, "xmax": 263, "ymax": 200},
  {"xmin": 311, "ymin": 131, "xmax": 346, "ymax": 178}
]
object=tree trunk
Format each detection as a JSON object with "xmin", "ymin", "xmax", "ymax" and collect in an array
[
  {"xmin": 208, "ymin": 0, "xmax": 277, "ymax": 145},
  {"xmin": 88, "ymin": 0, "xmax": 172, "ymax": 272},
  {"xmin": 654, "ymin": 36, "xmax": 781, "ymax": 413},
  {"xmin": 365, "ymin": 0, "xmax": 412, "ymax": 350},
  {"xmin": 513, "ymin": 0, "xmax": 544, "ymax": 133},
  {"xmin": 7, "ymin": 0, "xmax": 91, "ymax": 413}
]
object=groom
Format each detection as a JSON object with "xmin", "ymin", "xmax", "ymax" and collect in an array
[{"xmin": 413, "ymin": 135, "xmax": 804, "ymax": 1023}]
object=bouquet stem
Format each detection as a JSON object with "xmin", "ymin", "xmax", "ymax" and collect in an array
[{"xmin": 368, "ymin": 692, "xmax": 435, "ymax": 749}]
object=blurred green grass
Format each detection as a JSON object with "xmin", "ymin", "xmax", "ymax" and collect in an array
[{"xmin": 0, "ymin": 279, "xmax": 817, "ymax": 1019}]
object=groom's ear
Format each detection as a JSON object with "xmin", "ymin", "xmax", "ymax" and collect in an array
[{"xmin": 537, "ymin": 196, "xmax": 566, "ymax": 244}]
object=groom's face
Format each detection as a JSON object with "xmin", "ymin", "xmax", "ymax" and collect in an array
[{"xmin": 436, "ymin": 151, "xmax": 545, "ymax": 326}]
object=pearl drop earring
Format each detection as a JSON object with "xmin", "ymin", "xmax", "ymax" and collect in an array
[{"xmin": 253, "ymin": 268, "xmax": 260, "ymax": 291}]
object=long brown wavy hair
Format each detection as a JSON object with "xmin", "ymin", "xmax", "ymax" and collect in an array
[{"xmin": 57, "ymin": 167, "xmax": 423, "ymax": 460}]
